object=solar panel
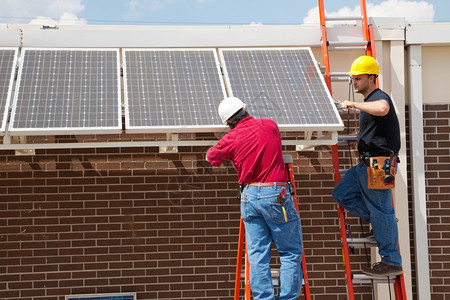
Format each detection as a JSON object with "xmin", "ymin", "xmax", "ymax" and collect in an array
[
  {"xmin": 219, "ymin": 48, "xmax": 343, "ymax": 131},
  {"xmin": 123, "ymin": 49, "xmax": 227, "ymax": 133},
  {"xmin": 0, "ymin": 48, "xmax": 18, "ymax": 135},
  {"xmin": 9, "ymin": 48, "xmax": 121, "ymax": 135}
]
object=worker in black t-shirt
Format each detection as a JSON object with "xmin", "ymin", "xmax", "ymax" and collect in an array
[{"xmin": 333, "ymin": 56, "xmax": 403, "ymax": 277}]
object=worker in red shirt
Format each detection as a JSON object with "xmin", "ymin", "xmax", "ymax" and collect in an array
[{"xmin": 207, "ymin": 97, "xmax": 304, "ymax": 300}]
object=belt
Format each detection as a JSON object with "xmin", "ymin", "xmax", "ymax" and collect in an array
[
  {"xmin": 247, "ymin": 182, "xmax": 288, "ymax": 187},
  {"xmin": 360, "ymin": 154, "xmax": 400, "ymax": 165},
  {"xmin": 360, "ymin": 156, "xmax": 370, "ymax": 165}
]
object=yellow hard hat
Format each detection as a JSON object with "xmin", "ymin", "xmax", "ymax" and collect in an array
[{"xmin": 347, "ymin": 55, "xmax": 380, "ymax": 75}]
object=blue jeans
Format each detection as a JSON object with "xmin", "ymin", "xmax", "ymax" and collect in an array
[
  {"xmin": 332, "ymin": 162, "xmax": 402, "ymax": 266},
  {"xmin": 241, "ymin": 184, "xmax": 303, "ymax": 300}
]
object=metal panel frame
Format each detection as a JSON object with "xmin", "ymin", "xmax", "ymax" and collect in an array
[
  {"xmin": 122, "ymin": 48, "xmax": 227, "ymax": 133},
  {"xmin": 8, "ymin": 47, "xmax": 122, "ymax": 135},
  {"xmin": 20, "ymin": 26, "xmax": 321, "ymax": 48},
  {"xmin": 218, "ymin": 47, "xmax": 344, "ymax": 132},
  {"xmin": 65, "ymin": 292, "xmax": 136, "ymax": 300},
  {"xmin": 0, "ymin": 47, "xmax": 18, "ymax": 135}
]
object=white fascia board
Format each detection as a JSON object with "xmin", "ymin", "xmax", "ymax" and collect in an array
[
  {"xmin": 0, "ymin": 25, "xmax": 22, "ymax": 46},
  {"xmin": 406, "ymin": 22, "xmax": 450, "ymax": 45},
  {"xmin": 369, "ymin": 17, "xmax": 406, "ymax": 29},
  {"xmin": 369, "ymin": 17, "xmax": 406, "ymax": 41},
  {"xmin": 20, "ymin": 25, "xmax": 321, "ymax": 48}
]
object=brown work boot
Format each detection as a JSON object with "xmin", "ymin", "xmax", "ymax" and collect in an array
[{"xmin": 363, "ymin": 262, "xmax": 403, "ymax": 277}]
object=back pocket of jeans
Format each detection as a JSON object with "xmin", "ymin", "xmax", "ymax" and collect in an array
[
  {"xmin": 270, "ymin": 198, "xmax": 298, "ymax": 224},
  {"xmin": 240, "ymin": 193, "xmax": 251, "ymax": 221}
]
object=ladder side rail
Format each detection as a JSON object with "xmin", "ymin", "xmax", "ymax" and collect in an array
[
  {"xmin": 360, "ymin": 0, "xmax": 370, "ymax": 42},
  {"xmin": 285, "ymin": 161, "xmax": 311, "ymax": 299},
  {"xmin": 331, "ymin": 144, "xmax": 342, "ymax": 184},
  {"xmin": 286, "ymin": 162, "xmax": 299, "ymax": 208},
  {"xmin": 320, "ymin": 25, "xmax": 332, "ymax": 93},
  {"xmin": 301, "ymin": 251, "xmax": 311, "ymax": 299},
  {"xmin": 391, "ymin": 196, "xmax": 408, "ymax": 299},
  {"xmin": 338, "ymin": 204, "xmax": 356, "ymax": 300},
  {"xmin": 332, "ymin": 144, "xmax": 355, "ymax": 299},
  {"xmin": 395, "ymin": 276, "xmax": 407, "ymax": 299},
  {"xmin": 318, "ymin": 0, "xmax": 354, "ymax": 297},
  {"xmin": 318, "ymin": 0, "xmax": 332, "ymax": 93},
  {"xmin": 245, "ymin": 243, "xmax": 251, "ymax": 300},
  {"xmin": 236, "ymin": 161, "xmax": 314, "ymax": 300},
  {"xmin": 367, "ymin": 24, "xmax": 377, "ymax": 58},
  {"xmin": 368, "ymin": 17, "xmax": 407, "ymax": 299},
  {"xmin": 234, "ymin": 218, "xmax": 245, "ymax": 300},
  {"xmin": 322, "ymin": 1, "xmax": 407, "ymax": 299},
  {"xmin": 318, "ymin": 0, "xmax": 326, "ymax": 28},
  {"xmin": 366, "ymin": 24, "xmax": 380, "ymax": 88}
]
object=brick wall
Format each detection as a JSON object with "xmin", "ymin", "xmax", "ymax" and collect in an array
[
  {"xmin": 0, "ymin": 144, "xmax": 243, "ymax": 300},
  {"xmin": 2, "ymin": 105, "xmax": 447, "ymax": 299},
  {"xmin": 7, "ymin": 101, "xmax": 446, "ymax": 299},
  {"xmin": 0, "ymin": 120, "xmax": 377, "ymax": 300},
  {"xmin": 421, "ymin": 104, "xmax": 450, "ymax": 299}
]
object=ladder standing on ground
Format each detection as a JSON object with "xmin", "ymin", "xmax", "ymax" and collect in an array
[
  {"xmin": 234, "ymin": 154, "xmax": 311, "ymax": 300},
  {"xmin": 318, "ymin": 0, "xmax": 407, "ymax": 299}
]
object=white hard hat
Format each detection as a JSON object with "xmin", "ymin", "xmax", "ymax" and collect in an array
[{"xmin": 218, "ymin": 97, "xmax": 247, "ymax": 124}]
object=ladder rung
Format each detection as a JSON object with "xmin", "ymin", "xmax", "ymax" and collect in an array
[
  {"xmin": 328, "ymin": 46, "xmax": 367, "ymax": 51},
  {"xmin": 241, "ymin": 269, "xmax": 305, "ymax": 286},
  {"xmin": 337, "ymin": 141, "xmax": 357, "ymax": 145},
  {"xmin": 282, "ymin": 154, "xmax": 293, "ymax": 164},
  {"xmin": 352, "ymin": 273, "xmax": 398, "ymax": 284},
  {"xmin": 346, "ymin": 237, "xmax": 377, "ymax": 247},
  {"xmin": 325, "ymin": 16, "xmax": 363, "ymax": 22},
  {"xmin": 330, "ymin": 72, "xmax": 350, "ymax": 82},
  {"xmin": 338, "ymin": 135, "xmax": 358, "ymax": 141},
  {"xmin": 331, "ymin": 77, "xmax": 351, "ymax": 82},
  {"xmin": 330, "ymin": 72, "xmax": 348, "ymax": 76},
  {"xmin": 328, "ymin": 41, "xmax": 369, "ymax": 47}
]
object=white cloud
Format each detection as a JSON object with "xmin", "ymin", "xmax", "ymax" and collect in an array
[
  {"xmin": 303, "ymin": 0, "xmax": 435, "ymax": 24},
  {"xmin": 0, "ymin": 0, "xmax": 85, "ymax": 24},
  {"xmin": 29, "ymin": 16, "xmax": 58, "ymax": 27},
  {"xmin": 125, "ymin": 0, "xmax": 210, "ymax": 20},
  {"xmin": 126, "ymin": 0, "xmax": 163, "ymax": 19},
  {"xmin": 29, "ymin": 12, "xmax": 87, "ymax": 26},
  {"xmin": 58, "ymin": 12, "xmax": 87, "ymax": 25}
]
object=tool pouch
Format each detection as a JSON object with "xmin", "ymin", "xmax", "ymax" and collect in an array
[{"xmin": 366, "ymin": 156, "xmax": 397, "ymax": 189}]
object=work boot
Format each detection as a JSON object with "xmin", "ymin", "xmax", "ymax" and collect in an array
[{"xmin": 363, "ymin": 262, "xmax": 403, "ymax": 277}]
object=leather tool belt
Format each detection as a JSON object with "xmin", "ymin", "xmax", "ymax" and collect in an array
[{"xmin": 364, "ymin": 155, "xmax": 398, "ymax": 189}]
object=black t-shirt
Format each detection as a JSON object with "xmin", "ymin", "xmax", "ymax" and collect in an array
[{"xmin": 358, "ymin": 88, "xmax": 401, "ymax": 157}]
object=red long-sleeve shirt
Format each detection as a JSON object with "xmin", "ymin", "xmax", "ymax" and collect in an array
[{"xmin": 206, "ymin": 116, "xmax": 287, "ymax": 184}]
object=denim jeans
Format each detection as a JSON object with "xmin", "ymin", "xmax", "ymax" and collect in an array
[
  {"xmin": 332, "ymin": 162, "xmax": 402, "ymax": 266},
  {"xmin": 241, "ymin": 183, "xmax": 303, "ymax": 300}
]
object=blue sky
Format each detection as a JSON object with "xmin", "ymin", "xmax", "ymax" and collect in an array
[{"xmin": 0, "ymin": 0, "xmax": 448, "ymax": 26}]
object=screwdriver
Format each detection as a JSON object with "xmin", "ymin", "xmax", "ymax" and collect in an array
[{"xmin": 280, "ymin": 187, "xmax": 288, "ymax": 222}]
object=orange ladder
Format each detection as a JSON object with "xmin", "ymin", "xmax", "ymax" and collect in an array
[
  {"xmin": 318, "ymin": 0, "xmax": 407, "ymax": 299},
  {"xmin": 234, "ymin": 154, "xmax": 311, "ymax": 300}
]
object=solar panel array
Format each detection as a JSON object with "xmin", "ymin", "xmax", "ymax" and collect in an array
[
  {"xmin": 2, "ymin": 47, "xmax": 342, "ymax": 136},
  {"xmin": 219, "ymin": 48, "xmax": 342, "ymax": 130},
  {"xmin": 9, "ymin": 48, "xmax": 121, "ymax": 135},
  {"xmin": 0, "ymin": 48, "xmax": 18, "ymax": 134},
  {"xmin": 123, "ymin": 49, "xmax": 226, "ymax": 132}
]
